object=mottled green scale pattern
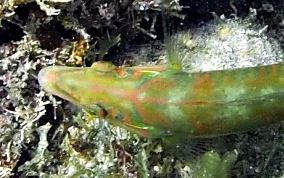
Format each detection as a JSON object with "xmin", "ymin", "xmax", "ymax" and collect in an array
[
  {"xmin": 38, "ymin": 62, "xmax": 284, "ymax": 138},
  {"xmin": 136, "ymin": 64, "xmax": 284, "ymax": 137}
]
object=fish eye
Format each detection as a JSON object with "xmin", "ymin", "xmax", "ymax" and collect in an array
[
  {"xmin": 104, "ymin": 108, "xmax": 124, "ymax": 121},
  {"xmin": 115, "ymin": 68, "xmax": 132, "ymax": 77},
  {"xmin": 88, "ymin": 103, "xmax": 124, "ymax": 121},
  {"xmin": 114, "ymin": 111, "xmax": 123, "ymax": 120}
]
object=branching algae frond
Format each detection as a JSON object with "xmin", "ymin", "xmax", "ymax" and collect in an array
[{"xmin": 192, "ymin": 150, "xmax": 238, "ymax": 178}]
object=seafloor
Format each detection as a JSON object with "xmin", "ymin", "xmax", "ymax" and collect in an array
[{"xmin": 2, "ymin": 0, "xmax": 284, "ymax": 177}]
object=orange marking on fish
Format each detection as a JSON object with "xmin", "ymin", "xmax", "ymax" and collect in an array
[
  {"xmin": 121, "ymin": 111, "xmax": 132, "ymax": 124},
  {"xmin": 176, "ymin": 100, "xmax": 212, "ymax": 106},
  {"xmin": 223, "ymin": 76, "xmax": 233, "ymax": 85},
  {"xmin": 271, "ymin": 64, "xmax": 278, "ymax": 78},
  {"xmin": 43, "ymin": 70, "xmax": 59, "ymax": 85},
  {"xmin": 246, "ymin": 70, "xmax": 259, "ymax": 88},
  {"xmin": 194, "ymin": 73, "xmax": 211, "ymax": 89},
  {"xmin": 258, "ymin": 66, "xmax": 266, "ymax": 83},
  {"xmin": 131, "ymin": 70, "xmax": 144, "ymax": 79},
  {"xmin": 135, "ymin": 76, "xmax": 163, "ymax": 95},
  {"xmin": 195, "ymin": 73, "xmax": 214, "ymax": 89},
  {"xmin": 245, "ymin": 67, "xmax": 266, "ymax": 88},
  {"xmin": 136, "ymin": 104, "xmax": 170, "ymax": 126},
  {"xmin": 107, "ymin": 108, "xmax": 118, "ymax": 120},
  {"xmin": 194, "ymin": 73, "xmax": 214, "ymax": 98},
  {"xmin": 132, "ymin": 76, "xmax": 171, "ymax": 125},
  {"xmin": 144, "ymin": 97, "xmax": 169, "ymax": 104},
  {"xmin": 98, "ymin": 107, "xmax": 107, "ymax": 118},
  {"xmin": 132, "ymin": 65, "xmax": 168, "ymax": 72},
  {"xmin": 115, "ymin": 68, "xmax": 127, "ymax": 77}
]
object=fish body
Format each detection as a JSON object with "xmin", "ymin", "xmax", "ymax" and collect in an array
[{"xmin": 38, "ymin": 62, "xmax": 284, "ymax": 138}]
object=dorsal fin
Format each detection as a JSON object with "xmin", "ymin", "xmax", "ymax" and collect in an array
[
  {"xmin": 161, "ymin": 5, "xmax": 184, "ymax": 72},
  {"xmin": 165, "ymin": 36, "xmax": 183, "ymax": 72}
]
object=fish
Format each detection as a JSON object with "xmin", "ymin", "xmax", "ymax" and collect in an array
[{"xmin": 38, "ymin": 61, "xmax": 284, "ymax": 139}]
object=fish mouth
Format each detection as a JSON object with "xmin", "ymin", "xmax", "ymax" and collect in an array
[
  {"xmin": 38, "ymin": 66, "xmax": 82, "ymax": 104},
  {"xmin": 38, "ymin": 66, "xmax": 59, "ymax": 94}
]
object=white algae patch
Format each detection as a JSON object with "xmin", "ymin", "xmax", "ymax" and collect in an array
[{"xmin": 173, "ymin": 10, "xmax": 284, "ymax": 72}]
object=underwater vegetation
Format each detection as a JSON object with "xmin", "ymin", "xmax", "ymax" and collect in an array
[{"xmin": 2, "ymin": 0, "xmax": 284, "ymax": 177}]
